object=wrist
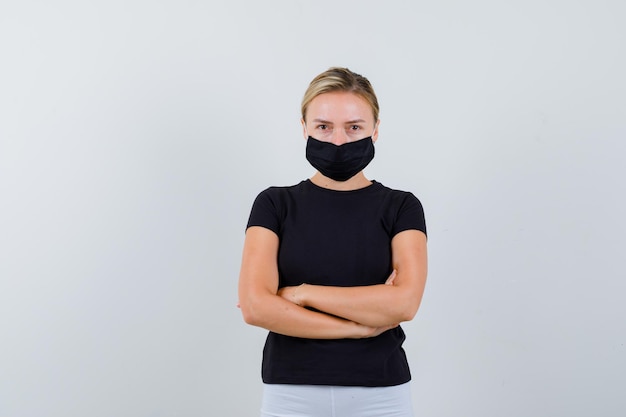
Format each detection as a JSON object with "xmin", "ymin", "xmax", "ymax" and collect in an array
[
  {"xmin": 294, "ymin": 283, "xmax": 307, "ymax": 306},
  {"xmin": 350, "ymin": 321, "xmax": 368, "ymax": 339}
]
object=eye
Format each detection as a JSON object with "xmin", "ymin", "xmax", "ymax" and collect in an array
[
  {"xmin": 316, "ymin": 124, "xmax": 328, "ymax": 130},
  {"xmin": 350, "ymin": 125, "xmax": 361, "ymax": 131}
]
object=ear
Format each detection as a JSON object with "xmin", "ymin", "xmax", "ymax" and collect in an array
[
  {"xmin": 372, "ymin": 119, "xmax": 380, "ymax": 143},
  {"xmin": 301, "ymin": 118, "xmax": 308, "ymax": 140}
]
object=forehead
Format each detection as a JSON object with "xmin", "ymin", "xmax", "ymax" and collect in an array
[{"xmin": 307, "ymin": 91, "xmax": 374, "ymax": 122}]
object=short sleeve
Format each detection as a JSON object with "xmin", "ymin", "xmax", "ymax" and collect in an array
[
  {"xmin": 391, "ymin": 192, "xmax": 427, "ymax": 237},
  {"xmin": 246, "ymin": 188, "xmax": 281, "ymax": 236}
]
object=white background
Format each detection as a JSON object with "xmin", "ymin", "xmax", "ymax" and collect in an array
[{"xmin": 1, "ymin": 1, "xmax": 625, "ymax": 416}]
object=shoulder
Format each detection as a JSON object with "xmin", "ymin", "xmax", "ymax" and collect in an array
[
  {"xmin": 247, "ymin": 181, "xmax": 308, "ymax": 233},
  {"xmin": 253, "ymin": 180, "xmax": 308, "ymax": 202},
  {"xmin": 374, "ymin": 181, "xmax": 424, "ymax": 209},
  {"xmin": 250, "ymin": 180, "xmax": 311, "ymax": 215},
  {"xmin": 373, "ymin": 181, "xmax": 427, "ymax": 236}
]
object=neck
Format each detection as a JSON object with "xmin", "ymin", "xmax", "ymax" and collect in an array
[{"xmin": 310, "ymin": 171, "xmax": 372, "ymax": 191}]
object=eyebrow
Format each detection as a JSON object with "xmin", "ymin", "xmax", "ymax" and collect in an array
[
  {"xmin": 311, "ymin": 118, "xmax": 367, "ymax": 124},
  {"xmin": 311, "ymin": 118, "xmax": 333, "ymax": 124}
]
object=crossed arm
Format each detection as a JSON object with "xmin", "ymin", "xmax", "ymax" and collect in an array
[{"xmin": 237, "ymin": 226, "xmax": 427, "ymax": 339}]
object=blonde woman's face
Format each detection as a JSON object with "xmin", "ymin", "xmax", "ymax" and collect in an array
[{"xmin": 302, "ymin": 92, "xmax": 379, "ymax": 145}]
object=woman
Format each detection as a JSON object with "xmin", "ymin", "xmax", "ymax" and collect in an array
[{"xmin": 238, "ymin": 67, "xmax": 428, "ymax": 417}]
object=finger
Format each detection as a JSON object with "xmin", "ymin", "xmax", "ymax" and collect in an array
[{"xmin": 385, "ymin": 269, "xmax": 397, "ymax": 285}]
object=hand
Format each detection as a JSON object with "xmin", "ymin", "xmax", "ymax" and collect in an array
[
  {"xmin": 385, "ymin": 269, "xmax": 397, "ymax": 286},
  {"xmin": 356, "ymin": 322, "xmax": 399, "ymax": 338},
  {"xmin": 277, "ymin": 284, "xmax": 305, "ymax": 306}
]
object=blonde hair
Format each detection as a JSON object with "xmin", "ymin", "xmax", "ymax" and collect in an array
[{"xmin": 301, "ymin": 67, "xmax": 379, "ymax": 122}]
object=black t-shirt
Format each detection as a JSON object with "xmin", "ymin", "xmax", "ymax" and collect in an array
[{"xmin": 246, "ymin": 179, "xmax": 427, "ymax": 386}]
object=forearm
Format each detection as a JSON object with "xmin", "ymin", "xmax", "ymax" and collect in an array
[
  {"xmin": 293, "ymin": 230, "xmax": 428, "ymax": 327},
  {"xmin": 238, "ymin": 226, "xmax": 368, "ymax": 339},
  {"xmin": 240, "ymin": 290, "xmax": 377, "ymax": 339},
  {"xmin": 296, "ymin": 282, "xmax": 422, "ymax": 328}
]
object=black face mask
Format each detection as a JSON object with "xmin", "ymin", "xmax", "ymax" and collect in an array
[{"xmin": 305, "ymin": 136, "xmax": 375, "ymax": 182}]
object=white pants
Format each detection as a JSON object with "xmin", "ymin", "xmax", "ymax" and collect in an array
[{"xmin": 260, "ymin": 382, "xmax": 414, "ymax": 417}]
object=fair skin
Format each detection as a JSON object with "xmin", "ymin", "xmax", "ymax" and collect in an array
[
  {"xmin": 238, "ymin": 91, "xmax": 428, "ymax": 338},
  {"xmin": 303, "ymin": 91, "xmax": 379, "ymax": 191}
]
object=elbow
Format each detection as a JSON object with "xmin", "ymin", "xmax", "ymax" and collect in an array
[
  {"xmin": 239, "ymin": 293, "xmax": 273, "ymax": 328},
  {"xmin": 397, "ymin": 296, "xmax": 423, "ymax": 322},
  {"xmin": 399, "ymin": 306, "xmax": 418, "ymax": 322},
  {"xmin": 240, "ymin": 301, "xmax": 262, "ymax": 326},
  {"xmin": 240, "ymin": 305, "xmax": 255, "ymax": 325}
]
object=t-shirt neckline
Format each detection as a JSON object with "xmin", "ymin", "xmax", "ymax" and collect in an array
[{"xmin": 304, "ymin": 179, "xmax": 381, "ymax": 194}]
